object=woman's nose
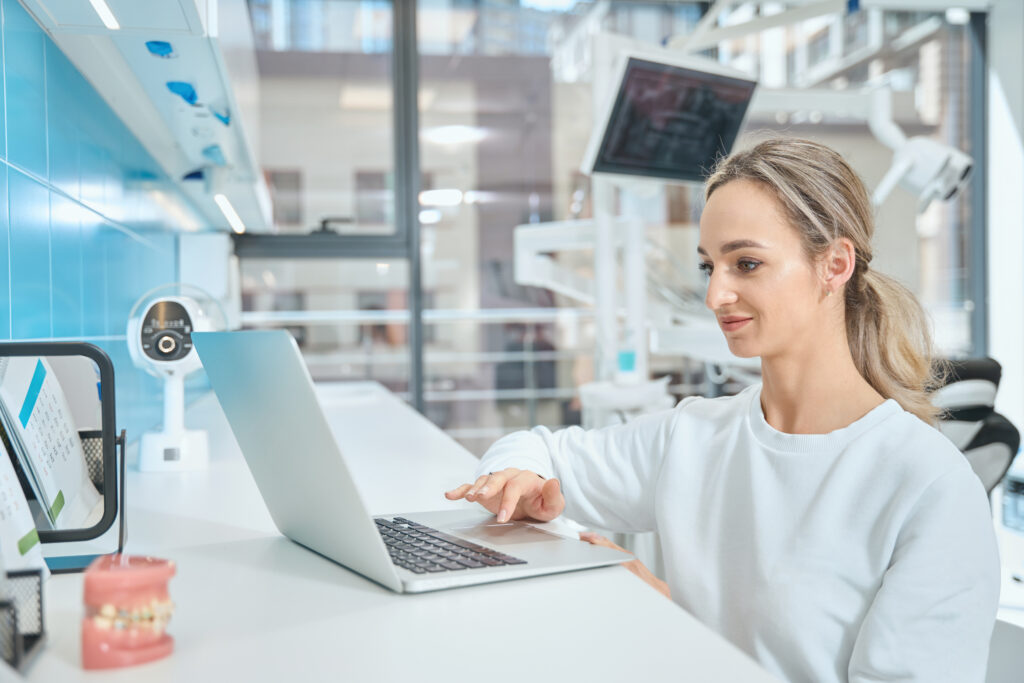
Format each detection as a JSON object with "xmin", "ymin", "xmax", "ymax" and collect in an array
[{"xmin": 704, "ymin": 273, "xmax": 738, "ymax": 310}]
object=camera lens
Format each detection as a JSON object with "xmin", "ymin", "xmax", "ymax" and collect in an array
[{"xmin": 157, "ymin": 335, "xmax": 177, "ymax": 355}]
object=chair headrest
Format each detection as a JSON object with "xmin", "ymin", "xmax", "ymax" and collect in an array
[{"xmin": 940, "ymin": 357, "xmax": 1002, "ymax": 388}]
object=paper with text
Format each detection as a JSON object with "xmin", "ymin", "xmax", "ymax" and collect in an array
[
  {"xmin": 0, "ymin": 438, "xmax": 46, "ymax": 573},
  {"xmin": 0, "ymin": 357, "xmax": 100, "ymax": 530}
]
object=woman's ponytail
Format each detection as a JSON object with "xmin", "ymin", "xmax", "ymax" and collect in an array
[{"xmin": 847, "ymin": 268, "xmax": 945, "ymax": 424}]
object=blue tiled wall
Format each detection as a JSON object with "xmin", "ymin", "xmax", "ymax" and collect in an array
[{"xmin": 0, "ymin": 0, "xmax": 205, "ymax": 439}]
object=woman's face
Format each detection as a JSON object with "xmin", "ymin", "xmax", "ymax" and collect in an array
[{"xmin": 698, "ymin": 179, "xmax": 825, "ymax": 360}]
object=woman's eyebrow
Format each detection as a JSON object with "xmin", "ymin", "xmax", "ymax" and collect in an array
[{"xmin": 697, "ymin": 240, "xmax": 768, "ymax": 256}]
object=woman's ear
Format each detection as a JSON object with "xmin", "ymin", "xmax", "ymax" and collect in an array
[{"xmin": 822, "ymin": 238, "xmax": 856, "ymax": 293}]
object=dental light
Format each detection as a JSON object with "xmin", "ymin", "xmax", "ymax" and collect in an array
[{"xmin": 869, "ymin": 86, "xmax": 973, "ymax": 212}]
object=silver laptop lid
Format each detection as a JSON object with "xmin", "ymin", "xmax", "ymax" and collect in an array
[{"xmin": 191, "ymin": 330, "xmax": 401, "ymax": 592}]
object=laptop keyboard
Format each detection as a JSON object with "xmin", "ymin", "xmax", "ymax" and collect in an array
[{"xmin": 375, "ymin": 517, "xmax": 527, "ymax": 575}]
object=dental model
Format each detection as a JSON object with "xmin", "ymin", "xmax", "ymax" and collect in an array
[{"xmin": 82, "ymin": 554, "xmax": 176, "ymax": 669}]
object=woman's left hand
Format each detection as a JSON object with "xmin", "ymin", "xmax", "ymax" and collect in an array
[{"xmin": 579, "ymin": 531, "xmax": 671, "ymax": 599}]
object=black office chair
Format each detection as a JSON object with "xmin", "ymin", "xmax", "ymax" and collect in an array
[{"xmin": 932, "ymin": 358, "xmax": 1020, "ymax": 496}]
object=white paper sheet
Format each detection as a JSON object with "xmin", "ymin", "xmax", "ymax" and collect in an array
[
  {"xmin": 0, "ymin": 357, "xmax": 100, "ymax": 530},
  {"xmin": 0, "ymin": 439, "xmax": 46, "ymax": 574}
]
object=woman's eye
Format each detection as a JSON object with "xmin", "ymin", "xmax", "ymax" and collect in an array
[
  {"xmin": 737, "ymin": 259, "xmax": 761, "ymax": 273},
  {"xmin": 698, "ymin": 262, "xmax": 713, "ymax": 277}
]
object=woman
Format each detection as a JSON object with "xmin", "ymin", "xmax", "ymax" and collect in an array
[{"xmin": 445, "ymin": 138, "xmax": 1000, "ymax": 682}]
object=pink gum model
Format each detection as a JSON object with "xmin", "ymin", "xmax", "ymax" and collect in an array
[{"xmin": 82, "ymin": 554, "xmax": 176, "ymax": 670}]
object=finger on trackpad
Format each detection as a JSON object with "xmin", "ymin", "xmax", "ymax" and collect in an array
[{"xmin": 453, "ymin": 522, "xmax": 562, "ymax": 545}]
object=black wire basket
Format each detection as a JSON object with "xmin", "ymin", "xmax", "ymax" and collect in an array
[{"xmin": 0, "ymin": 568, "xmax": 46, "ymax": 670}]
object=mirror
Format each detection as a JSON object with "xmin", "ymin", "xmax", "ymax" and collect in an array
[{"xmin": 0, "ymin": 343, "xmax": 123, "ymax": 573}]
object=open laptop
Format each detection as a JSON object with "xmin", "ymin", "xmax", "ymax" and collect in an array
[{"xmin": 191, "ymin": 330, "xmax": 629, "ymax": 593}]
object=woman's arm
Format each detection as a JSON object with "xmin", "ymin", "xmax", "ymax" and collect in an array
[
  {"xmin": 847, "ymin": 467, "xmax": 1000, "ymax": 682},
  {"xmin": 579, "ymin": 531, "xmax": 671, "ymax": 598},
  {"xmin": 448, "ymin": 399, "xmax": 695, "ymax": 533}
]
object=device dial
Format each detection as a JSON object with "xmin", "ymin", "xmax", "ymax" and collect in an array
[{"xmin": 141, "ymin": 301, "xmax": 194, "ymax": 362}]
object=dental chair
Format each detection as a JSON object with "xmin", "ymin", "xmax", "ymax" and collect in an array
[{"xmin": 932, "ymin": 358, "xmax": 1020, "ymax": 495}]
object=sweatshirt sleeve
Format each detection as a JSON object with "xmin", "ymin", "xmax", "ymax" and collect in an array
[
  {"xmin": 847, "ymin": 466, "xmax": 1000, "ymax": 683},
  {"xmin": 475, "ymin": 400, "xmax": 695, "ymax": 533}
]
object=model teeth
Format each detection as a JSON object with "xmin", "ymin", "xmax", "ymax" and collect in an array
[{"xmin": 91, "ymin": 599, "xmax": 174, "ymax": 632}]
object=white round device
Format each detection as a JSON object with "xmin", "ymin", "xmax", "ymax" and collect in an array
[{"xmin": 127, "ymin": 285, "xmax": 225, "ymax": 472}]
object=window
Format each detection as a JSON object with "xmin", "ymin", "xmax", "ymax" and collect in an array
[
  {"xmin": 244, "ymin": 1, "xmax": 984, "ymax": 453},
  {"xmin": 266, "ymin": 169, "xmax": 303, "ymax": 227}
]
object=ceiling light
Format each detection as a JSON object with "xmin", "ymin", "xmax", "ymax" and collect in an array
[
  {"xmin": 421, "ymin": 125, "xmax": 487, "ymax": 146},
  {"xmin": 521, "ymin": 0, "xmax": 579, "ymax": 10},
  {"xmin": 463, "ymin": 191, "xmax": 499, "ymax": 204},
  {"xmin": 88, "ymin": 0, "xmax": 120, "ymax": 30},
  {"xmin": 214, "ymin": 193, "xmax": 247, "ymax": 234},
  {"xmin": 419, "ymin": 189, "xmax": 463, "ymax": 207},
  {"xmin": 338, "ymin": 86, "xmax": 436, "ymax": 110},
  {"xmin": 418, "ymin": 209, "xmax": 442, "ymax": 225},
  {"xmin": 339, "ymin": 86, "xmax": 390, "ymax": 110},
  {"xmin": 945, "ymin": 8, "xmax": 970, "ymax": 25}
]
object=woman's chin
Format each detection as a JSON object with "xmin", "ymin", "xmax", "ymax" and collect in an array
[{"xmin": 725, "ymin": 340, "xmax": 760, "ymax": 359}]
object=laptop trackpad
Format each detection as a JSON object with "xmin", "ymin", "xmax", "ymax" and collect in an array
[{"xmin": 452, "ymin": 522, "xmax": 562, "ymax": 546}]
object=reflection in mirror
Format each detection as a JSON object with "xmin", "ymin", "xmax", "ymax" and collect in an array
[{"xmin": 0, "ymin": 356, "xmax": 104, "ymax": 534}]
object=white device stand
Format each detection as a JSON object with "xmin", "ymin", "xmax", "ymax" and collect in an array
[
  {"xmin": 128, "ymin": 289, "xmax": 223, "ymax": 472},
  {"xmin": 139, "ymin": 369, "xmax": 209, "ymax": 471}
]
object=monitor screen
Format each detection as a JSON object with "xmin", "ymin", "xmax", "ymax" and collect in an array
[{"xmin": 590, "ymin": 57, "xmax": 757, "ymax": 183}]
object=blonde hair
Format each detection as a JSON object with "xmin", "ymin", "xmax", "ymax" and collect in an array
[{"xmin": 704, "ymin": 137, "xmax": 945, "ymax": 424}]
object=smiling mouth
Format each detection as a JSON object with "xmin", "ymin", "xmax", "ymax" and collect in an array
[{"xmin": 719, "ymin": 317, "xmax": 752, "ymax": 332}]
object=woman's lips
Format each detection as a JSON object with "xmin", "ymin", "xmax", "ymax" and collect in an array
[{"xmin": 719, "ymin": 317, "xmax": 752, "ymax": 332}]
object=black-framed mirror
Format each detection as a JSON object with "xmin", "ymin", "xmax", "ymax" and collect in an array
[{"xmin": 0, "ymin": 342, "xmax": 125, "ymax": 573}]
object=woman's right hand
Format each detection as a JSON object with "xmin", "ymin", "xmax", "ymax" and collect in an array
[{"xmin": 444, "ymin": 468, "xmax": 565, "ymax": 523}]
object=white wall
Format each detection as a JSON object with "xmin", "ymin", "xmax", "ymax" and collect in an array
[
  {"xmin": 179, "ymin": 233, "xmax": 241, "ymax": 330},
  {"xmin": 987, "ymin": 0, "xmax": 1024, "ymax": 428}
]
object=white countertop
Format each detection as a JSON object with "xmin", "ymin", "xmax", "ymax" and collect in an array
[{"xmin": 22, "ymin": 382, "xmax": 777, "ymax": 682}]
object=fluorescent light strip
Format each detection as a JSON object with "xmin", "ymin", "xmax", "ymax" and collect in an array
[
  {"xmin": 418, "ymin": 189, "xmax": 463, "ymax": 207},
  {"xmin": 418, "ymin": 209, "xmax": 442, "ymax": 225},
  {"xmin": 214, "ymin": 194, "xmax": 246, "ymax": 234},
  {"xmin": 88, "ymin": 0, "xmax": 121, "ymax": 30}
]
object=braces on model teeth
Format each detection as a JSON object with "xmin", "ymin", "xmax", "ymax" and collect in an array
[{"xmin": 89, "ymin": 599, "xmax": 175, "ymax": 633}]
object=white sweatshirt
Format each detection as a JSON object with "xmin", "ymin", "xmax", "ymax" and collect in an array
[{"xmin": 476, "ymin": 383, "xmax": 1000, "ymax": 683}]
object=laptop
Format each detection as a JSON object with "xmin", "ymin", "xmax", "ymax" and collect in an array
[{"xmin": 191, "ymin": 330, "xmax": 629, "ymax": 593}]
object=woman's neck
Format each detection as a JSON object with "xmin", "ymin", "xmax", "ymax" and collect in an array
[{"xmin": 759, "ymin": 333, "xmax": 885, "ymax": 435}]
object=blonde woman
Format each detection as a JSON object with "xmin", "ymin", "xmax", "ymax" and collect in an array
[{"xmin": 445, "ymin": 138, "xmax": 1000, "ymax": 682}]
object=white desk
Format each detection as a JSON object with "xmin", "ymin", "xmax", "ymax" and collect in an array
[{"xmin": 24, "ymin": 382, "xmax": 777, "ymax": 682}]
